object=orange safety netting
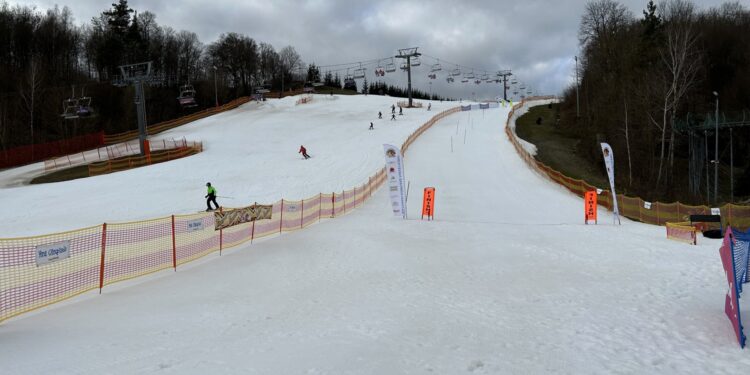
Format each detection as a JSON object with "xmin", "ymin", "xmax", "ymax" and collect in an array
[
  {"xmin": 505, "ymin": 96, "xmax": 750, "ymax": 230},
  {"xmin": 0, "ymin": 107, "xmax": 451, "ymax": 323}
]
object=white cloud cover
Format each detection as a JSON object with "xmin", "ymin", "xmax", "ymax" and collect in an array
[{"xmin": 8, "ymin": 0, "xmax": 732, "ymax": 98}]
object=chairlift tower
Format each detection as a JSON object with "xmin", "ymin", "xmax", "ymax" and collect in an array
[
  {"xmin": 116, "ymin": 61, "xmax": 160, "ymax": 156},
  {"xmin": 497, "ymin": 70, "xmax": 512, "ymax": 101},
  {"xmin": 395, "ymin": 47, "xmax": 421, "ymax": 108}
]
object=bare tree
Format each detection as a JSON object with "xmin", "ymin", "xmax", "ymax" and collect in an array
[
  {"xmin": 653, "ymin": 0, "xmax": 701, "ymax": 187},
  {"xmin": 18, "ymin": 57, "xmax": 43, "ymax": 157},
  {"xmin": 278, "ymin": 45, "xmax": 302, "ymax": 93}
]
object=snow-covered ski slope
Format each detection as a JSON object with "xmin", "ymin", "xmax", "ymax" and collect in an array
[
  {"xmin": 0, "ymin": 95, "xmax": 455, "ymax": 237},
  {"xmin": 1, "ymin": 97, "xmax": 748, "ymax": 374}
]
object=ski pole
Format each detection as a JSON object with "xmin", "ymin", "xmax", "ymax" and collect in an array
[{"xmin": 216, "ymin": 195, "xmax": 234, "ymax": 199}]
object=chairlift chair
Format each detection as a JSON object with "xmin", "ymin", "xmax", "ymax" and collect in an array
[
  {"xmin": 480, "ymin": 73, "xmax": 489, "ymax": 81},
  {"xmin": 475, "ymin": 79, "xmax": 482, "ymax": 85},
  {"xmin": 411, "ymin": 57, "xmax": 421, "ymax": 67},
  {"xmin": 511, "ymin": 79, "xmax": 518, "ymax": 85},
  {"xmin": 385, "ymin": 60, "xmax": 397, "ymax": 73},
  {"xmin": 353, "ymin": 64, "xmax": 366, "ymax": 79},
  {"xmin": 428, "ymin": 73, "xmax": 437, "ymax": 80},
  {"xmin": 76, "ymin": 96, "xmax": 94, "ymax": 117},
  {"xmin": 375, "ymin": 61, "xmax": 386, "ymax": 77},
  {"xmin": 400, "ymin": 62, "xmax": 409, "ymax": 71},
  {"xmin": 461, "ymin": 77, "xmax": 469, "ymax": 83},
  {"xmin": 446, "ymin": 76, "xmax": 455, "ymax": 83},
  {"xmin": 451, "ymin": 68, "xmax": 461, "ymax": 76},
  {"xmin": 61, "ymin": 98, "xmax": 80, "ymax": 119},
  {"xmin": 177, "ymin": 84, "xmax": 198, "ymax": 108},
  {"xmin": 465, "ymin": 71, "xmax": 475, "ymax": 79},
  {"xmin": 431, "ymin": 62, "xmax": 442, "ymax": 72}
]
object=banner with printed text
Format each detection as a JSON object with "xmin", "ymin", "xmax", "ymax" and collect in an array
[
  {"xmin": 600, "ymin": 143, "xmax": 621, "ymax": 224},
  {"xmin": 383, "ymin": 144, "xmax": 407, "ymax": 218},
  {"xmin": 214, "ymin": 204, "xmax": 273, "ymax": 230}
]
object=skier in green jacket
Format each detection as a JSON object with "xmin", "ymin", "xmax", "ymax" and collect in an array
[{"xmin": 205, "ymin": 182, "xmax": 219, "ymax": 211}]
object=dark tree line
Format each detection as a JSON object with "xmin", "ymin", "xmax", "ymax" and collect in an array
[
  {"xmin": 558, "ymin": 0, "xmax": 750, "ymax": 203},
  {"xmin": 0, "ymin": 0, "xmax": 306, "ymax": 153}
]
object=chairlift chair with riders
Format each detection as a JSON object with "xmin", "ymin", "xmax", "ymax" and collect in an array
[
  {"xmin": 177, "ymin": 84, "xmax": 198, "ymax": 108},
  {"xmin": 76, "ymin": 96, "xmax": 93, "ymax": 117},
  {"xmin": 375, "ymin": 61, "xmax": 386, "ymax": 77},
  {"xmin": 446, "ymin": 76, "xmax": 455, "ymax": 83},
  {"xmin": 400, "ymin": 62, "xmax": 409, "ymax": 71},
  {"xmin": 428, "ymin": 73, "xmax": 437, "ymax": 80}
]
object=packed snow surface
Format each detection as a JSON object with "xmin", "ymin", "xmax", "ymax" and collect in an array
[{"xmin": 1, "ymin": 95, "xmax": 747, "ymax": 374}]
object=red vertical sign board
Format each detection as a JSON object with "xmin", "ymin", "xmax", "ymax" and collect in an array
[
  {"xmin": 719, "ymin": 228, "xmax": 746, "ymax": 348},
  {"xmin": 584, "ymin": 191, "xmax": 597, "ymax": 224},
  {"xmin": 422, "ymin": 187, "xmax": 436, "ymax": 220}
]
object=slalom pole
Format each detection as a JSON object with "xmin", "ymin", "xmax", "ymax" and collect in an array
[
  {"xmin": 464, "ymin": 129, "xmax": 467, "ymax": 144},
  {"xmin": 451, "ymin": 136, "xmax": 453, "ymax": 152}
]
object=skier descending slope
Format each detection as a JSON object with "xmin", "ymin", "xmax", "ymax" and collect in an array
[{"xmin": 299, "ymin": 145, "xmax": 311, "ymax": 159}]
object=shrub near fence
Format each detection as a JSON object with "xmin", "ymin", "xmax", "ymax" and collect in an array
[
  {"xmin": 505, "ymin": 97, "xmax": 750, "ymax": 230},
  {"xmin": 0, "ymin": 105, "xmax": 460, "ymax": 323}
]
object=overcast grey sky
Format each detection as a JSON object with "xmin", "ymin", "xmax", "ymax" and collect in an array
[{"xmin": 8, "ymin": 0, "xmax": 733, "ymax": 100}]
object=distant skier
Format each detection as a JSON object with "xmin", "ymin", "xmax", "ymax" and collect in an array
[
  {"xmin": 399, "ymin": 106, "xmax": 403, "ymax": 115},
  {"xmin": 391, "ymin": 104, "xmax": 396, "ymax": 114},
  {"xmin": 369, "ymin": 122, "xmax": 374, "ymax": 130},
  {"xmin": 378, "ymin": 111, "xmax": 382, "ymax": 119},
  {"xmin": 391, "ymin": 113, "xmax": 396, "ymax": 121},
  {"xmin": 299, "ymin": 145, "xmax": 310, "ymax": 159},
  {"xmin": 205, "ymin": 182, "xmax": 219, "ymax": 211},
  {"xmin": 427, "ymin": 103, "xmax": 432, "ymax": 111}
]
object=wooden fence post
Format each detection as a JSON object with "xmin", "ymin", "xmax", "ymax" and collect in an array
[{"xmin": 279, "ymin": 200, "xmax": 284, "ymax": 233}]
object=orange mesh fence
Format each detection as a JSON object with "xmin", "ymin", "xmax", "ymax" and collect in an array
[
  {"xmin": 504, "ymin": 96, "xmax": 750, "ymax": 229},
  {"xmin": 666, "ymin": 222, "xmax": 698, "ymax": 245},
  {"xmin": 281, "ymin": 200, "xmax": 304, "ymax": 232},
  {"xmin": 0, "ymin": 225, "xmax": 103, "ymax": 323},
  {"xmin": 103, "ymin": 217, "xmax": 173, "ymax": 286},
  {"xmin": 88, "ymin": 144, "xmax": 202, "ymax": 176},
  {"xmin": 103, "ymin": 97, "xmax": 252, "ymax": 145},
  {"xmin": 302, "ymin": 195, "xmax": 322, "ymax": 228},
  {"xmin": 174, "ymin": 213, "xmax": 219, "ymax": 266},
  {"xmin": 253, "ymin": 201, "xmax": 283, "ymax": 240},
  {"xmin": 0, "ymin": 106, "xmax": 460, "ymax": 323}
]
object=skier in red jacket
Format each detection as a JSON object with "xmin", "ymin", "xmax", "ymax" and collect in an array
[{"xmin": 299, "ymin": 145, "xmax": 310, "ymax": 159}]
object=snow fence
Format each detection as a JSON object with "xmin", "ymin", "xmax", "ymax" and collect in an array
[
  {"xmin": 0, "ymin": 106, "xmax": 460, "ymax": 323},
  {"xmin": 505, "ymin": 97, "xmax": 750, "ymax": 230}
]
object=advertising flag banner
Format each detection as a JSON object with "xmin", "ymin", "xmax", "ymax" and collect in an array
[
  {"xmin": 719, "ymin": 228, "xmax": 746, "ymax": 348},
  {"xmin": 422, "ymin": 187, "xmax": 436, "ymax": 220},
  {"xmin": 600, "ymin": 143, "xmax": 621, "ymax": 224},
  {"xmin": 383, "ymin": 144, "xmax": 407, "ymax": 218},
  {"xmin": 585, "ymin": 191, "xmax": 597, "ymax": 224},
  {"xmin": 214, "ymin": 204, "xmax": 273, "ymax": 230}
]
